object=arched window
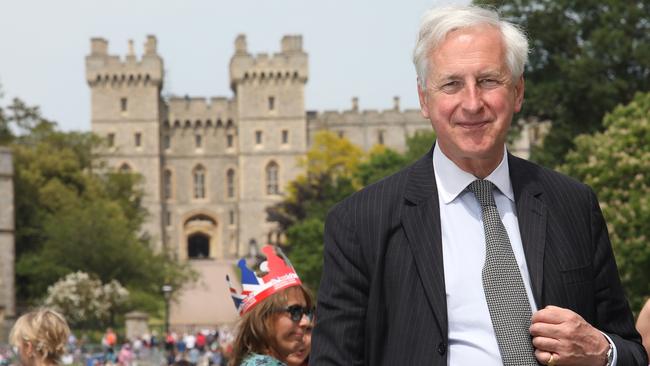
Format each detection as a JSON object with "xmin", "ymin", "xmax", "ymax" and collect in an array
[
  {"xmin": 193, "ymin": 165, "xmax": 206, "ymax": 199},
  {"xmin": 226, "ymin": 169, "xmax": 236, "ymax": 198},
  {"xmin": 248, "ymin": 239, "xmax": 258, "ymax": 258},
  {"xmin": 163, "ymin": 170, "xmax": 172, "ymax": 200},
  {"xmin": 119, "ymin": 163, "xmax": 132, "ymax": 173},
  {"xmin": 188, "ymin": 232, "xmax": 210, "ymax": 259},
  {"xmin": 266, "ymin": 161, "xmax": 279, "ymax": 195}
]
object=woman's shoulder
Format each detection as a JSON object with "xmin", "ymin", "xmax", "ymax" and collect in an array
[{"xmin": 240, "ymin": 353, "xmax": 287, "ymax": 366}]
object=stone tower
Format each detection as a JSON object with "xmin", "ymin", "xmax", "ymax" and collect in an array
[
  {"xmin": 229, "ymin": 35, "xmax": 308, "ymax": 254},
  {"xmin": 0, "ymin": 147, "xmax": 15, "ymax": 341},
  {"xmin": 86, "ymin": 36, "xmax": 166, "ymax": 250}
]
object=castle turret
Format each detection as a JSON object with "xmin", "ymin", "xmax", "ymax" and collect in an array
[
  {"xmin": 228, "ymin": 35, "xmax": 308, "ymax": 255},
  {"xmin": 86, "ymin": 36, "xmax": 165, "ymax": 250}
]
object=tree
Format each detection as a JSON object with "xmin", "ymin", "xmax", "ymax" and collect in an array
[
  {"xmin": 474, "ymin": 0, "xmax": 650, "ymax": 167},
  {"xmin": 270, "ymin": 130, "xmax": 437, "ymax": 291},
  {"xmin": 44, "ymin": 272, "xmax": 129, "ymax": 329},
  {"xmin": 5, "ymin": 96, "xmax": 194, "ymax": 318},
  {"xmin": 559, "ymin": 92, "xmax": 650, "ymax": 312},
  {"xmin": 356, "ymin": 130, "xmax": 436, "ymax": 186}
]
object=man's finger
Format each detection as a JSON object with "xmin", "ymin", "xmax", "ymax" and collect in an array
[{"xmin": 531, "ymin": 305, "xmax": 572, "ymax": 325}]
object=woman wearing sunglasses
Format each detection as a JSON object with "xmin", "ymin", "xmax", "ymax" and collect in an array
[
  {"xmin": 9, "ymin": 308, "xmax": 70, "ymax": 366},
  {"xmin": 227, "ymin": 245, "xmax": 314, "ymax": 366}
]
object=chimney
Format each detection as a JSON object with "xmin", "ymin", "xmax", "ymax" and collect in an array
[
  {"xmin": 235, "ymin": 34, "xmax": 248, "ymax": 55},
  {"xmin": 351, "ymin": 97, "xmax": 359, "ymax": 112},
  {"xmin": 393, "ymin": 96, "xmax": 400, "ymax": 111},
  {"xmin": 144, "ymin": 35, "xmax": 157, "ymax": 55},
  {"xmin": 90, "ymin": 38, "xmax": 108, "ymax": 56}
]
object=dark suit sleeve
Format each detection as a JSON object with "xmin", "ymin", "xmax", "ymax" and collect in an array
[
  {"xmin": 588, "ymin": 189, "xmax": 648, "ymax": 365},
  {"xmin": 310, "ymin": 203, "xmax": 368, "ymax": 366}
]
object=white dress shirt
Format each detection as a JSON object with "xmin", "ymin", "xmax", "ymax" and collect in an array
[{"xmin": 433, "ymin": 143, "xmax": 537, "ymax": 365}]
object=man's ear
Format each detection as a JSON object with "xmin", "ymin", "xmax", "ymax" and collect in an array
[
  {"xmin": 514, "ymin": 76, "xmax": 525, "ymax": 113},
  {"xmin": 417, "ymin": 79, "xmax": 430, "ymax": 118}
]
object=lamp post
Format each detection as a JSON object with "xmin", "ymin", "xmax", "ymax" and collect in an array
[{"xmin": 161, "ymin": 284, "xmax": 173, "ymax": 335}]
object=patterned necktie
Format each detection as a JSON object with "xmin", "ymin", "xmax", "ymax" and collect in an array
[{"xmin": 467, "ymin": 179, "xmax": 539, "ymax": 366}]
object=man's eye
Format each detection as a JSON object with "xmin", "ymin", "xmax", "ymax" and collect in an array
[
  {"xmin": 479, "ymin": 79, "xmax": 500, "ymax": 88},
  {"xmin": 440, "ymin": 81, "xmax": 462, "ymax": 93}
]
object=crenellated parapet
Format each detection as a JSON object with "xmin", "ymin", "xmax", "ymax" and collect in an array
[
  {"xmin": 307, "ymin": 96, "xmax": 426, "ymax": 128},
  {"xmin": 164, "ymin": 96, "xmax": 238, "ymax": 130},
  {"xmin": 229, "ymin": 34, "xmax": 308, "ymax": 92},
  {"xmin": 86, "ymin": 35, "xmax": 164, "ymax": 88}
]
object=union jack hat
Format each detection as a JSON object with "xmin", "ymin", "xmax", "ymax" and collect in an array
[{"xmin": 226, "ymin": 245, "xmax": 302, "ymax": 315}]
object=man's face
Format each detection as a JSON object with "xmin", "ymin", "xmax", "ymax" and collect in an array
[{"xmin": 417, "ymin": 25, "xmax": 524, "ymax": 170}]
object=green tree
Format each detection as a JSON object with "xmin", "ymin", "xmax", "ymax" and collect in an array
[
  {"xmin": 5, "ymin": 96, "xmax": 194, "ymax": 318},
  {"xmin": 474, "ymin": 0, "xmax": 650, "ymax": 167},
  {"xmin": 559, "ymin": 92, "xmax": 650, "ymax": 312},
  {"xmin": 270, "ymin": 130, "xmax": 438, "ymax": 291}
]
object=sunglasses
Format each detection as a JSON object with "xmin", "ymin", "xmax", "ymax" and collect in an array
[{"xmin": 277, "ymin": 305, "xmax": 314, "ymax": 322}]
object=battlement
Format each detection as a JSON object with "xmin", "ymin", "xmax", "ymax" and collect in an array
[
  {"xmin": 229, "ymin": 35, "xmax": 308, "ymax": 92},
  {"xmin": 86, "ymin": 35, "xmax": 163, "ymax": 88},
  {"xmin": 165, "ymin": 96, "xmax": 237, "ymax": 130},
  {"xmin": 307, "ymin": 96, "xmax": 425, "ymax": 126}
]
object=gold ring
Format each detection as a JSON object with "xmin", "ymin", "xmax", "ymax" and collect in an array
[{"xmin": 547, "ymin": 353, "xmax": 556, "ymax": 366}]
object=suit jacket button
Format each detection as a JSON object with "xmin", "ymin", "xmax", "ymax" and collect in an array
[{"xmin": 437, "ymin": 342, "xmax": 447, "ymax": 355}]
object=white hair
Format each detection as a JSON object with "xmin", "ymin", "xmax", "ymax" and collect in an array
[{"xmin": 413, "ymin": 5, "xmax": 529, "ymax": 90}]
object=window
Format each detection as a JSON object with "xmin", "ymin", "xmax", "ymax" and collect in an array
[
  {"xmin": 119, "ymin": 163, "xmax": 131, "ymax": 173},
  {"xmin": 163, "ymin": 135, "xmax": 171, "ymax": 150},
  {"xmin": 195, "ymin": 134, "xmax": 202, "ymax": 148},
  {"xmin": 165, "ymin": 210, "xmax": 171, "ymax": 227},
  {"xmin": 193, "ymin": 165, "xmax": 206, "ymax": 199},
  {"xmin": 135, "ymin": 132, "xmax": 142, "ymax": 147},
  {"xmin": 163, "ymin": 170, "xmax": 172, "ymax": 200},
  {"xmin": 120, "ymin": 97, "xmax": 127, "ymax": 112},
  {"xmin": 227, "ymin": 134, "xmax": 234, "ymax": 148},
  {"xmin": 255, "ymin": 130, "xmax": 262, "ymax": 145},
  {"xmin": 107, "ymin": 133, "xmax": 115, "ymax": 147},
  {"xmin": 226, "ymin": 169, "xmax": 236, "ymax": 198},
  {"xmin": 229, "ymin": 210, "xmax": 235, "ymax": 225},
  {"xmin": 378, "ymin": 130, "xmax": 385, "ymax": 145},
  {"xmin": 266, "ymin": 161, "xmax": 279, "ymax": 195},
  {"xmin": 282, "ymin": 130, "xmax": 289, "ymax": 144},
  {"xmin": 268, "ymin": 96, "xmax": 275, "ymax": 111}
]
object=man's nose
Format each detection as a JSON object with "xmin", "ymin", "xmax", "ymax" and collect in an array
[{"xmin": 461, "ymin": 85, "xmax": 484, "ymax": 113}]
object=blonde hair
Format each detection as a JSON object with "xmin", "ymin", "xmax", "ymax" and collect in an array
[
  {"xmin": 9, "ymin": 309, "xmax": 70, "ymax": 364},
  {"xmin": 229, "ymin": 285, "xmax": 313, "ymax": 366}
]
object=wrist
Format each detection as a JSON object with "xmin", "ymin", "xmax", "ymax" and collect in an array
[{"xmin": 601, "ymin": 335, "xmax": 614, "ymax": 366}]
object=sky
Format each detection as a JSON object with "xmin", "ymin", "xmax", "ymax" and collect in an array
[{"xmin": 0, "ymin": 0, "xmax": 468, "ymax": 132}]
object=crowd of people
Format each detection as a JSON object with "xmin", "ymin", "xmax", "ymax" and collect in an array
[{"xmin": 4, "ymin": 4, "xmax": 650, "ymax": 366}]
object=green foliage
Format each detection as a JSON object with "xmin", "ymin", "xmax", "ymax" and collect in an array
[
  {"xmin": 559, "ymin": 91, "xmax": 650, "ymax": 312},
  {"xmin": 270, "ymin": 130, "xmax": 437, "ymax": 292},
  {"xmin": 4, "ymin": 95, "xmax": 195, "ymax": 321},
  {"xmin": 356, "ymin": 146, "xmax": 407, "ymax": 186},
  {"xmin": 474, "ymin": 0, "xmax": 650, "ymax": 167}
]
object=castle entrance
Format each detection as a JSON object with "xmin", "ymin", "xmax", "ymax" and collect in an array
[
  {"xmin": 188, "ymin": 232, "xmax": 210, "ymax": 259},
  {"xmin": 182, "ymin": 213, "xmax": 220, "ymax": 260}
]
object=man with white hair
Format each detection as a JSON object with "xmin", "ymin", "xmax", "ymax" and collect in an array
[{"xmin": 311, "ymin": 5, "xmax": 646, "ymax": 366}]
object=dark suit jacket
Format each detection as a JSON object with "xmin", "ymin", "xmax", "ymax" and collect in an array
[{"xmin": 310, "ymin": 148, "xmax": 646, "ymax": 365}]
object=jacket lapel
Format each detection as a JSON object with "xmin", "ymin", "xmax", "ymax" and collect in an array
[
  {"xmin": 402, "ymin": 147, "xmax": 448, "ymax": 338},
  {"xmin": 509, "ymin": 154, "xmax": 547, "ymax": 307}
]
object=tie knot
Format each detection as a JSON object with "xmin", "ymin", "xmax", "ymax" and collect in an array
[{"xmin": 467, "ymin": 179, "xmax": 496, "ymax": 207}]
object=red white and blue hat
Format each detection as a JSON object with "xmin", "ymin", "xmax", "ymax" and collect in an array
[{"xmin": 226, "ymin": 245, "xmax": 302, "ymax": 315}]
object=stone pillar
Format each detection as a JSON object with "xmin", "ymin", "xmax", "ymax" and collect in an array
[
  {"xmin": 125, "ymin": 311, "xmax": 150, "ymax": 341},
  {"xmin": 0, "ymin": 147, "xmax": 15, "ymax": 342}
]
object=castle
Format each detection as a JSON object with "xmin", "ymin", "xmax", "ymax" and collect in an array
[
  {"xmin": 0, "ymin": 147, "xmax": 15, "ymax": 341},
  {"xmin": 86, "ymin": 35, "xmax": 543, "ymax": 326}
]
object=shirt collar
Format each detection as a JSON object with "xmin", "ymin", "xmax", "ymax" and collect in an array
[{"xmin": 433, "ymin": 142, "xmax": 514, "ymax": 204}]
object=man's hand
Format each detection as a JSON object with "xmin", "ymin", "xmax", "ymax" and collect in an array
[{"xmin": 530, "ymin": 305, "xmax": 610, "ymax": 366}]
